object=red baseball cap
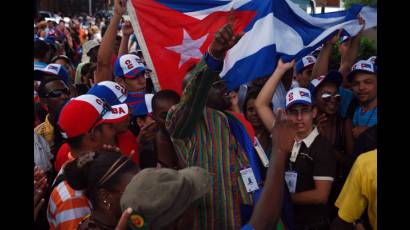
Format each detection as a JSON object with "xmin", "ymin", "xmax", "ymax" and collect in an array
[{"xmin": 59, "ymin": 94, "xmax": 129, "ymax": 139}]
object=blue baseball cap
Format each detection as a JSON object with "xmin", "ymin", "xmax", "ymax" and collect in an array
[
  {"xmin": 125, "ymin": 92, "xmax": 154, "ymax": 117},
  {"xmin": 308, "ymin": 70, "xmax": 343, "ymax": 96},
  {"xmin": 114, "ymin": 54, "xmax": 146, "ymax": 79},
  {"xmin": 295, "ymin": 55, "xmax": 317, "ymax": 74},
  {"xmin": 34, "ymin": 64, "xmax": 70, "ymax": 85},
  {"xmin": 347, "ymin": 60, "xmax": 377, "ymax": 82},
  {"xmin": 87, "ymin": 81, "xmax": 128, "ymax": 106}
]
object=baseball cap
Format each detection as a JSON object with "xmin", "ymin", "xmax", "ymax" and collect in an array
[
  {"xmin": 310, "ymin": 45, "xmax": 323, "ymax": 57},
  {"xmin": 114, "ymin": 54, "xmax": 146, "ymax": 79},
  {"xmin": 87, "ymin": 81, "xmax": 127, "ymax": 106},
  {"xmin": 126, "ymin": 93, "xmax": 154, "ymax": 117},
  {"xmin": 367, "ymin": 56, "xmax": 377, "ymax": 64},
  {"xmin": 295, "ymin": 55, "xmax": 317, "ymax": 74},
  {"xmin": 34, "ymin": 64, "xmax": 70, "ymax": 85},
  {"xmin": 58, "ymin": 94, "xmax": 129, "ymax": 139},
  {"xmin": 308, "ymin": 70, "xmax": 343, "ymax": 96},
  {"xmin": 51, "ymin": 55, "xmax": 73, "ymax": 66},
  {"xmin": 120, "ymin": 167, "xmax": 211, "ymax": 229},
  {"xmin": 285, "ymin": 87, "xmax": 312, "ymax": 109},
  {"xmin": 347, "ymin": 60, "xmax": 377, "ymax": 82},
  {"xmin": 82, "ymin": 40, "xmax": 100, "ymax": 56}
]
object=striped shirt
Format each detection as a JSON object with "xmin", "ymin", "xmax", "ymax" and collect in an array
[
  {"xmin": 166, "ymin": 58, "xmax": 253, "ymax": 230},
  {"xmin": 47, "ymin": 180, "xmax": 91, "ymax": 230}
]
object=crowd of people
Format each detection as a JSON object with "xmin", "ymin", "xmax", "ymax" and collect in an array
[{"xmin": 34, "ymin": 0, "xmax": 377, "ymax": 229}]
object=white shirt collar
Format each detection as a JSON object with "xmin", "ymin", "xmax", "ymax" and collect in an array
[
  {"xmin": 298, "ymin": 127, "xmax": 319, "ymax": 148},
  {"xmin": 290, "ymin": 127, "xmax": 319, "ymax": 162}
]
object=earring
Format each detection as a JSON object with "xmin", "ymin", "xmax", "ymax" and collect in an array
[{"xmin": 103, "ymin": 200, "xmax": 111, "ymax": 209}]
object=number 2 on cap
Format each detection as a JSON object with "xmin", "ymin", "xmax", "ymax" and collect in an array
[{"xmin": 125, "ymin": 60, "xmax": 134, "ymax": 69}]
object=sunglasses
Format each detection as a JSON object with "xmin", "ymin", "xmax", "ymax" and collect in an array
[
  {"xmin": 321, "ymin": 93, "xmax": 341, "ymax": 103},
  {"xmin": 45, "ymin": 88, "xmax": 70, "ymax": 98}
]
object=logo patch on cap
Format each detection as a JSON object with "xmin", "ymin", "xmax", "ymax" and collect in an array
[
  {"xmin": 129, "ymin": 211, "xmax": 148, "ymax": 229},
  {"xmin": 300, "ymin": 91, "xmax": 310, "ymax": 97}
]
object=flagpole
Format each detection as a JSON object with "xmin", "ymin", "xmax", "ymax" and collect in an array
[
  {"xmin": 126, "ymin": 0, "xmax": 161, "ymax": 92},
  {"xmin": 89, "ymin": 0, "xmax": 92, "ymax": 16}
]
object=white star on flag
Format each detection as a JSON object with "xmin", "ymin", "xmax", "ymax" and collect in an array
[{"xmin": 166, "ymin": 29, "xmax": 208, "ymax": 68}]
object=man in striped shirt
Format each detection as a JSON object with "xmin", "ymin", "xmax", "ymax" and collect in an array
[
  {"xmin": 47, "ymin": 181, "xmax": 91, "ymax": 230},
  {"xmin": 165, "ymin": 23, "xmax": 256, "ymax": 229},
  {"xmin": 47, "ymin": 94, "xmax": 130, "ymax": 230}
]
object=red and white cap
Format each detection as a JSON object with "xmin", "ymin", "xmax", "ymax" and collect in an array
[{"xmin": 59, "ymin": 94, "xmax": 129, "ymax": 139}]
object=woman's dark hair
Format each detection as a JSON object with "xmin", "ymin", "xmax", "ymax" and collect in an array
[
  {"xmin": 34, "ymin": 40, "xmax": 50, "ymax": 59},
  {"xmin": 64, "ymin": 151, "xmax": 137, "ymax": 207},
  {"xmin": 243, "ymin": 88, "xmax": 260, "ymax": 117}
]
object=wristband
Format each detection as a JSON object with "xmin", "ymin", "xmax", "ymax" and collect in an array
[{"xmin": 204, "ymin": 50, "xmax": 223, "ymax": 71}]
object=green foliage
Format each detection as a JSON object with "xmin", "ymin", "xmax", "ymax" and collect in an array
[
  {"xmin": 328, "ymin": 37, "xmax": 377, "ymax": 70},
  {"xmin": 344, "ymin": 0, "xmax": 377, "ymax": 9}
]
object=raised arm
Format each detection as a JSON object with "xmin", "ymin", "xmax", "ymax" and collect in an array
[
  {"xmin": 118, "ymin": 20, "xmax": 134, "ymax": 57},
  {"xmin": 255, "ymin": 59, "xmax": 294, "ymax": 133},
  {"xmin": 339, "ymin": 17, "xmax": 365, "ymax": 87},
  {"xmin": 95, "ymin": 0, "xmax": 126, "ymax": 83},
  {"xmin": 311, "ymin": 30, "xmax": 341, "ymax": 79},
  {"xmin": 247, "ymin": 111, "xmax": 295, "ymax": 230},
  {"xmin": 166, "ymin": 19, "xmax": 243, "ymax": 139}
]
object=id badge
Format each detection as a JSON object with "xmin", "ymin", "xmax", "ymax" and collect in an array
[
  {"xmin": 285, "ymin": 171, "xmax": 298, "ymax": 193},
  {"xmin": 240, "ymin": 168, "xmax": 259, "ymax": 193}
]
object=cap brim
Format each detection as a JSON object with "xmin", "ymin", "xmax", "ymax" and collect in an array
[
  {"xmin": 86, "ymin": 44, "xmax": 100, "ymax": 55},
  {"xmin": 315, "ymin": 71, "xmax": 343, "ymax": 93},
  {"xmin": 297, "ymin": 63, "xmax": 315, "ymax": 74},
  {"xmin": 124, "ymin": 68, "xmax": 146, "ymax": 79},
  {"xmin": 34, "ymin": 68, "xmax": 59, "ymax": 81},
  {"xmin": 179, "ymin": 167, "xmax": 211, "ymax": 202},
  {"xmin": 347, "ymin": 69, "xmax": 375, "ymax": 82},
  {"xmin": 286, "ymin": 100, "xmax": 312, "ymax": 110}
]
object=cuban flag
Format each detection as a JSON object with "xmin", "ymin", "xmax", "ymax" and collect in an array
[{"xmin": 127, "ymin": 0, "xmax": 377, "ymax": 93}]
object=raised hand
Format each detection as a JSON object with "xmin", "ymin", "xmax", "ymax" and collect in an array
[
  {"xmin": 271, "ymin": 110, "xmax": 296, "ymax": 154},
  {"xmin": 276, "ymin": 59, "xmax": 295, "ymax": 72},
  {"xmin": 208, "ymin": 9, "xmax": 244, "ymax": 59},
  {"xmin": 137, "ymin": 121, "xmax": 159, "ymax": 145},
  {"xmin": 121, "ymin": 20, "xmax": 134, "ymax": 37},
  {"xmin": 114, "ymin": 0, "xmax": 127, "ymax": 16},
  {"xmin": 316, "ymin": 113, "xmax": 328, "ymax": 135}
]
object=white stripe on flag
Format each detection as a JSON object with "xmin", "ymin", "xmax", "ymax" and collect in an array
[
  {"xmin": 284, "ymin": 0, "xmax": 346, "ymax": 27},
  {"xmin": 184, "ymin": 0, "xmax": 252, "ymax": 20},
  {"xmin": 221, "ymin": 13, "xmax": 276, "ymax": 77}
]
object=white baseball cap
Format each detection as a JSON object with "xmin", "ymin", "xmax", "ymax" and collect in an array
[{"xmin": 285, "ymin": 87, "xmax": 312, "ymax": 109}]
